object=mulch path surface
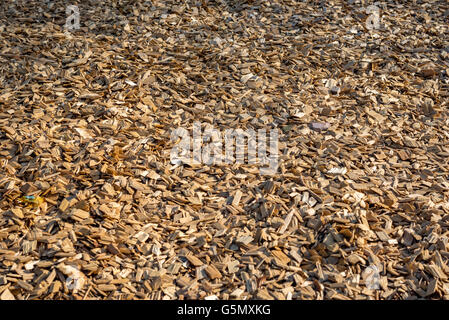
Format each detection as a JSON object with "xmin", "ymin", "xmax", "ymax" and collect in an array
[{"xmin": 0, "ymin": 0, "xmax": 449, "ymax": 300}]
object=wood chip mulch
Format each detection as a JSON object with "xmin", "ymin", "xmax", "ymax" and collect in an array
[{"xmin": 0, "ymin": 0, "xmax": 449, "ymax": 300}]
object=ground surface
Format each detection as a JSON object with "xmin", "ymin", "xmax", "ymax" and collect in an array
[{"xmin": 0, "ymin": 0, "xmax": 449, "ymax": 300}]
